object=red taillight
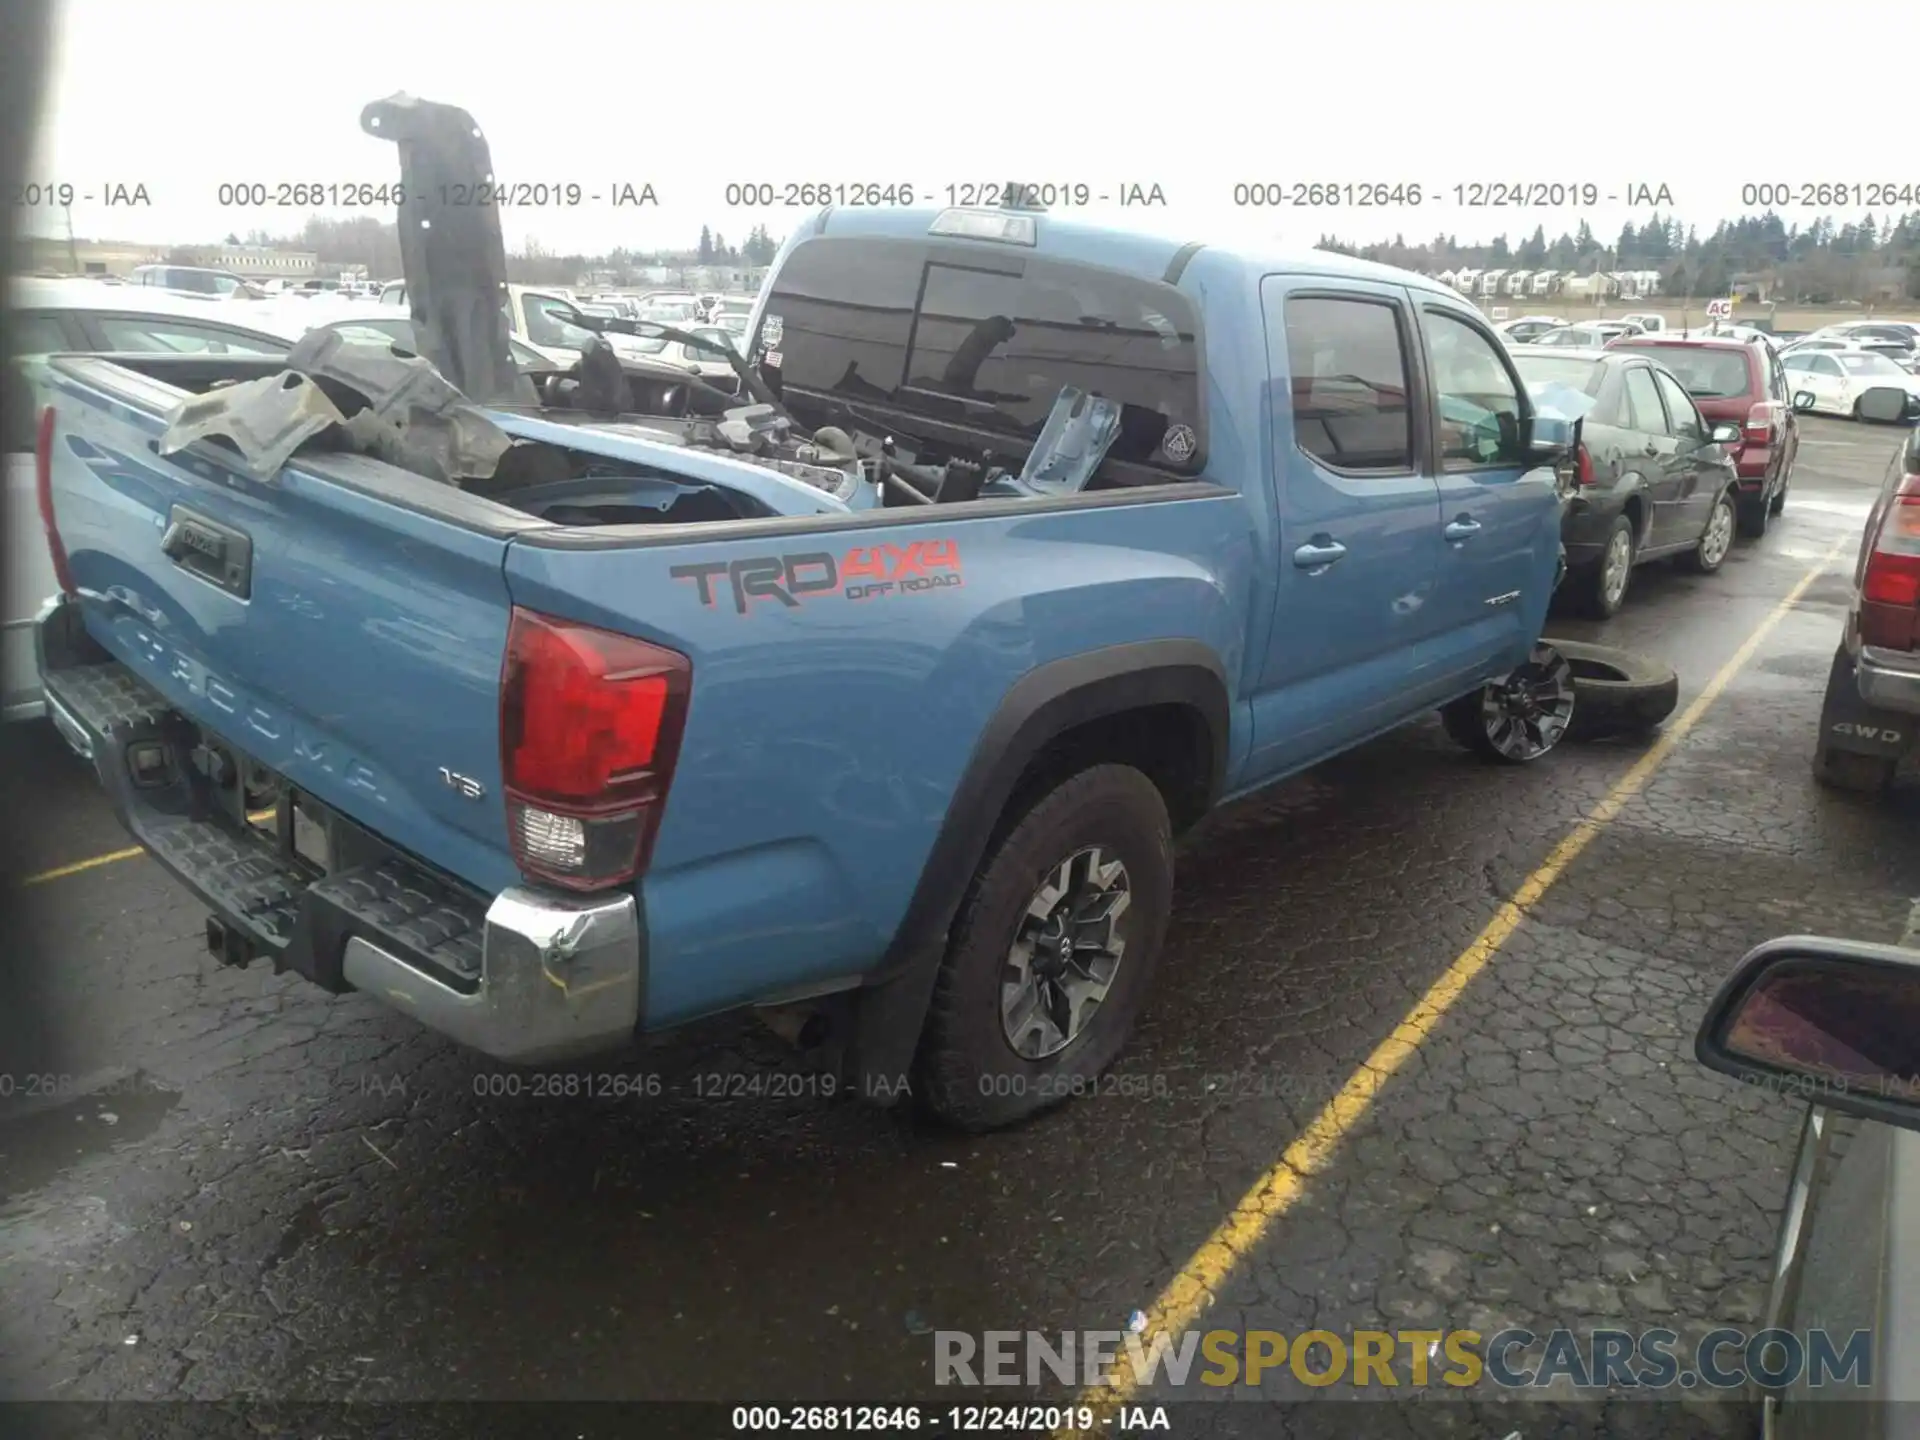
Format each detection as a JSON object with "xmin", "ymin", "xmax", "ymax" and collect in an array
[
  {"xmin": 499, "ymin": 607, "xmax": 691, "ymax": 891},
  {"xmin": 1744, "ymin": 401, "xmax": 1774, "ymax": 445},
  {"xmin": 1860, "ymin": 482, "xmax": 1920, "ymax": 649},
  {"xmin": 1576, "ymin": 443, "xmax": 1596, "ymax": 486},
  {"xmin": 34, "ymin": 406, "xmax": 76, "ymax": 595}
]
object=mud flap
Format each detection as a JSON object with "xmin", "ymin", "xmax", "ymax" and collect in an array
[{"xmin": 1817, "ymin": 645, "xmax": 1913, "ymax": 759}]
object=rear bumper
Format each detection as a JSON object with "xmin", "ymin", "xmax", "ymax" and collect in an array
[
  {"xmin": 35, "ymin": 596, "xmax": 643, "ymax": 1065},
  {"xmin": 1856, "ymin": 644, "xmax": 1920, "ymax": 715}
]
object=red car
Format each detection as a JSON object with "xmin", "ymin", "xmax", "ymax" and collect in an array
[{"xmin": 1607, "ymin": 334, "xmax": 1799, "ymax": 537}]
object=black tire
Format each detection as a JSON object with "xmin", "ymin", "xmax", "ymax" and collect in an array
[
  {"xmin": 1569, "ymin": 515, "xmax": 1635, "ymax": 620},
  {"xmin": 1737, "ymin": 490, "xmax": 1771, "ymax": 539},
  {"xmin": 1549, "ymin": 638, "xmax": 1681, "ymax": 742},
  {"xmin": 916, "ymin": 764, "xmax": 1174, "ymax": 1132},
  {"xmin": 1769, "ymin": 467, "xmax": 1789, "ymax": 516},
  {"xmin": 1440, "ymin": 642, "xmax": 1576, "ymax": 765},
  {"xmin": 1679, "ymin": 487, "xmax": 1738, "ymax": 574},
  {"xmin": 1813, "ymin": 747, "xmax": 1896, "ymax": 794}
]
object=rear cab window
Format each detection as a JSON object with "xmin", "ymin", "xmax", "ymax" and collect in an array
[{"xmin": 753, "ymin": 235, "xmax": 1206, "ymax": 481}]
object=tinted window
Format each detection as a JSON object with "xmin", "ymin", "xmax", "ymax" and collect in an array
[
  {"xmin": 761, "ymin": 237, "xmax": 1204, "ymax": 472},
  {"xmin": 6, "ymin": 313, "xmax": 76, "ymax": 356},
  {"xmin": 1836, "ymin": 352, "xmax": 1905, "ymax": 377},
  {"xmin": 1639, "ymin": 347, "xmax": 1753, "ymax": 399},
  {"xmin": 1653, "ymin": 370, "xmax": 1704, "ymax": 442},
  {"xmin": 1622, "ymin": 366, "xmax": 1666, "ymax": 433},
  {"xmin": 93, "ymin": 316, "xmax": 285, "ymax": 355},
  {"xmin": 1282, "ymin": 295, "xmax": 1413, "ymax": 471},
  {"xmin": 1422, "ymin": 309, "xmax": 1526, "ymax": 467}
]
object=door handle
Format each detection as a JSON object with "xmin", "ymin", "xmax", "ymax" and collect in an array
[
  {"xmin": 1643, "ymin": 442, "xmax": 1660, "ymax": 456},
  {"xmin": 1292, "ymin": 539, "xmax": 1347, "ymax": 570},
  {"xmin": 1443, "ymin": 517, "xmax": 1482, "ymax": 542}
]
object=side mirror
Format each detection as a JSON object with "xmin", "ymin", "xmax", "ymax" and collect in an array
[
  {"xmin": 1791, "ymin": 390, "xmax": 1817, "ymax": 412},
  {"xmin": 1525, "ymin": 413, "xmax": 1576, "ymax": 461},
  {"xmin": 1857, "ymin": 386, "xmax": 1911, "ymax": 425},
  {"xmin": 1697, "ymin": 936, "xmax": 1920, "ymax": 1132},
  {"xmin": 1708, "ymin": 420, "xmax": 1741, "ymax": 445}
]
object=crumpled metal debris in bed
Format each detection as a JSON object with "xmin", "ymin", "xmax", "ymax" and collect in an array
[{"xmin": 157, "ymin": 328, "xmax": 513, "ymax": 486}]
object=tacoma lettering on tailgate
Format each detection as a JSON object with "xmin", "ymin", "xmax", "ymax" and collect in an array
[{"xmin": 672, "ymin": 541, "xmax": 963, "ymax": 615}]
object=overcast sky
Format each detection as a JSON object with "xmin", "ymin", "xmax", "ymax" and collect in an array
[{"xmin": 23, "ymin": 0, "xmax": 1916, "ymax": 257}]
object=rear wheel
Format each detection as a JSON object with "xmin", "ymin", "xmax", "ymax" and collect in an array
[
  {"xmin": 1813, "ymin": 747, "xmax": 1896, "ymax": 794},
  {"xmin": 1570, "ymin": 516, "xmax": 1635, "ymax": 619},
  {"xmin": 1441, "ymin": 642, "xmax": 1576, "ymax": 765},
  {"xmin": 1769, "ymin": 462, "xmax": 1790, "ymax": 516},
  {"xmin": 916, "ymin": 764, "xmax": 1174, "ymax": 1131},
  {"xmin": 1680, "ymin": 488, "xmax": 1737, "ymax": 574},
  {"xmin": 1737, "ymin": 487, "xmax": 1771, "ymax": 539}
]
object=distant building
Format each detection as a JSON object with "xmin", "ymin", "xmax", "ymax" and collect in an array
[
  {"xmin": 1529, "ymin": 272, "xmax": 1559, "ymax": 296},
  {"xmin": 1504, "ymin": 270, "xmax": 1533, "ymax": 296},
  {"xmin": 1562, "ymin": 272, "xmax": 1618, "ymax": 300},
  {"xmin": 210, "ymin": 245, "xmax": 317, "ymax": 280},
  {"xmin": 20, "ymin": 235, "xmax": 160, "ymax": 276}
]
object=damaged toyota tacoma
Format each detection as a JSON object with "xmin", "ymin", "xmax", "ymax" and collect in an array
[{"xmin": 32, "ymin": 96, "xmax": 1577, "ymax": 1130}]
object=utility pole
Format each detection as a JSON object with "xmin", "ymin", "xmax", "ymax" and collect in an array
[{"xmin": 63, "ymin": 201, "xmax": 78, "ymax": 273}]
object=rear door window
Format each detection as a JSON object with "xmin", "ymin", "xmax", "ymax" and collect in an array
[
  {"xmin": 1623, "ymin": 366, "xmax": 1666, "ymax": 434},
  {"xmin": 757, "ymin": 236, "xmax": 1205, "ymax": 473},
  {"xmin": 1281, "ymin": 294, "xmax": 1413, "ymax": 472},
  {"xmin": 1653, "ymin": 370, "xmax": 1705, "ymax": 443}
]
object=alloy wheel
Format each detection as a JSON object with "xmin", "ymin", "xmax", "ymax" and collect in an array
[
  {"xmin": 1000, "ymin": 847, "xmax": 1132, "ymax": 1060},
  {"xmin": 1476, "ymin": 644, "xmax": 1576, "ymax": 762},
  {"xmin": 1601, "ymin": 528, "xmax": 1632, "ymax": 609},
  {"xmin": 1700, "ymin": 495, "xmax": 1735, "ymax": 567}
]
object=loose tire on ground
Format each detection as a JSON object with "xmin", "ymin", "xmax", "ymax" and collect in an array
[
  {"xmin": 1547, "ymin": 638, "xmax": 1681, "ymax": 742},
  {"xmin": 916, "ymin": 764, "xmax": 1174, "ymax": 1132},
  {"xmin": 1813, "ymin": 747, "xmax": 1896, "ymax": 794}
]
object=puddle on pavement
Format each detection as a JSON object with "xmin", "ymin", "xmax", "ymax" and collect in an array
[{"xmin": 0, "ymin": 1075, "xmax": 181, "ymax": 1205}]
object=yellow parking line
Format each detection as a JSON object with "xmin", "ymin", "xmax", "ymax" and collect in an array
[
  {"xmin": 1073, "ymin": 533, "xmax": 1852, "ymax": 1421},
  {"xmin": 19, "ymin": 810, "xmax": 279, "ymax": 888}
]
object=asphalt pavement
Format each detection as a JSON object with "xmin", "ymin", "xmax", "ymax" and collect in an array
[{"xmin": 3, "ymin": 419, "xmax": 1915, "ymax": 1436}]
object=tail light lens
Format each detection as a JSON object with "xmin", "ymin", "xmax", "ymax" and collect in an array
[
  {"xmin": 1744, "ymin": 401, "xmax": 1775, "ymax": 445},
  {"xmin": 499, "ymin": 607, "xmax": 691, "ymax": 891},
  {"xmin": 34, "ymin": 406, "xmax": 77, "ymax": 595},
  {"xmin": 1859, "ymin": 475, "xmax": 1920, "ymax": 650},
  {"xmin": 1575, "ymin": 443, "xmax": 1596, "ymax": 486}
]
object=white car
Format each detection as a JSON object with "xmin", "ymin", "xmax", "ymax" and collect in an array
[
  {"xmin": 1780, "ymin": 346, "xmax": 1920, "ymax": 420},
  {"xmin": 1520, "ymin": 323, "xmax": 1612, "ymax": 349},
  {"xmin": 638, "ymin": 294, "xmax": 703, "ymax": 325},
  {"xmin": 622, "ymin": 324, "xmax": 744, "ymax": 392},
  {"xmin": 1495, "ymin": 315, "xmax": 1569, "ymax": 344},
  {"xmin": 5, "ymin": 280, "xmax": 298, "ymax": 720}
]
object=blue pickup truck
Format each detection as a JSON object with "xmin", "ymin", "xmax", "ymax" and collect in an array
[{"xmin": 31, "ymin": 98, "xmax": 1575, "ymax": 1130}]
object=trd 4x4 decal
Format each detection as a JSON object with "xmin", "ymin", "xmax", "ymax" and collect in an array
[{"xmin": 672, "ymin": 540, "xmax": 963, "ymax": 614}]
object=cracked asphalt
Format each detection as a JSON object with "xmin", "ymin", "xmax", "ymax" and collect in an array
[{"xmin": 3, "ymin": 417, "xmax": 1916, "ymax": 1435}]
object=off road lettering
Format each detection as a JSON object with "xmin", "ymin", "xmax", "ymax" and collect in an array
[{"xmin": 675, "ymin": 542, "xmax": 964, "ymax": 613}]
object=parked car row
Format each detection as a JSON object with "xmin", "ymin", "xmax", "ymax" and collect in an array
[{"xmin": 1506, "ymin": 333, "xmax": 1792, "ymax": 619}]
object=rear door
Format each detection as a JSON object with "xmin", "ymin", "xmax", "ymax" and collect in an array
[
  {"xmin": 1652, "ymin": 367, "xmax": 1718, "ymax": 542},
  {"xmin": 43, "ymin": 359, "xmax": 538, "ymax": 893},
  {"xmin": 1415, "ymin": 301, "xmax": 1562, "ymax": 667},
  {"xmin": 1250, "ymin": 278, "xmax": 1443, "ymax": 775}
]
